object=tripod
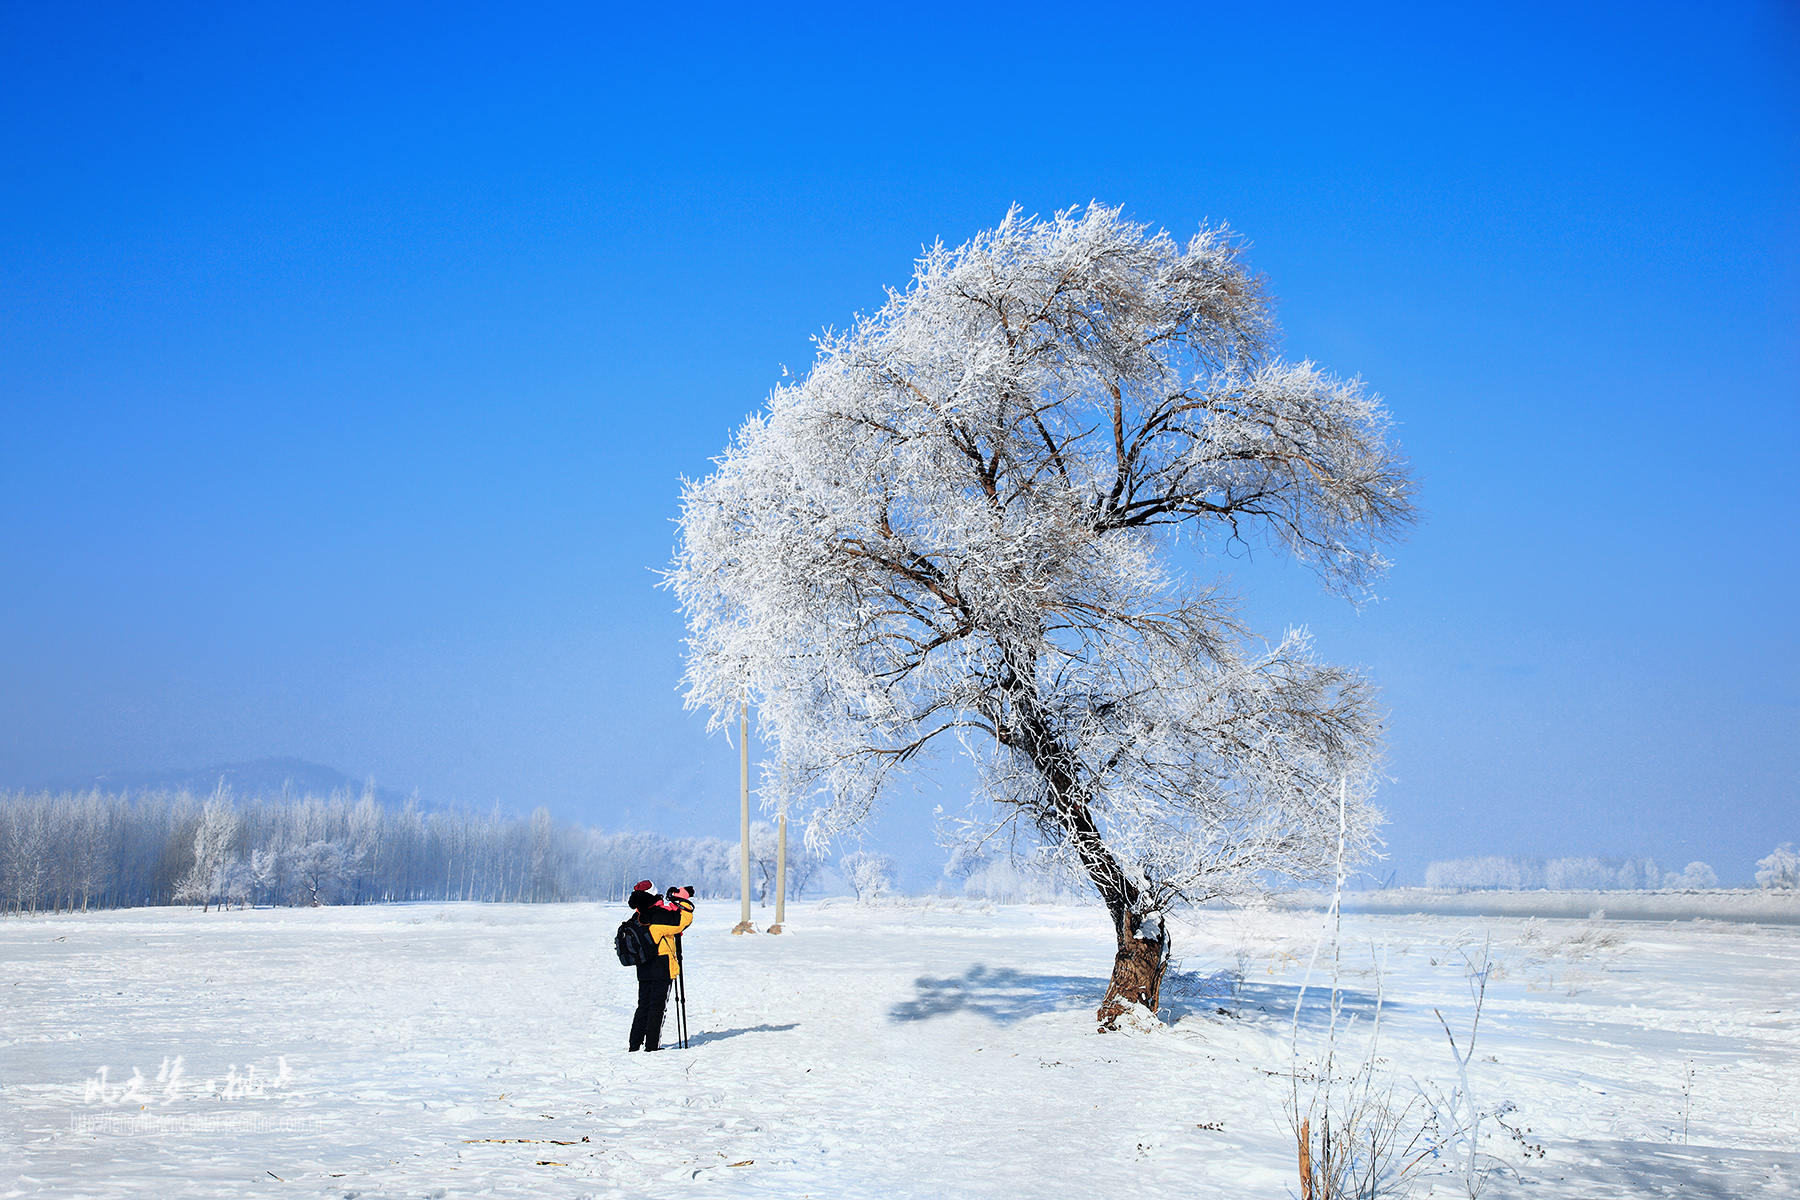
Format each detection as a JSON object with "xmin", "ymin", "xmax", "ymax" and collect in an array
[{"xmin": 672, "ymin": 934, "xmax": 690, "ymax": 1049}]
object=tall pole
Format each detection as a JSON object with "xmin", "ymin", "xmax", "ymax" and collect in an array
[
  {"xmin": 769, "ymin": 812, "xmax": 787, "ymax": 934},
  {"xmin": 732, "ymin": 701, "xmax": 755, "ymax": 934}
]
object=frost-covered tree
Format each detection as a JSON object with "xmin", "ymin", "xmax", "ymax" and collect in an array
[
  {"xmin": 216, "ymin": 857, "xmax": 254, "ymax": 909},
  {"xmin": 528, "ymin": 806, "xmax": 556, "ymax": 903},
  {"xmin": 746, "ymin": 820, "xmax": 825, "ymax": 905},
  {"xmin": 250, "ymin": 846, "xmax": 286, "ymax": 906},
  {"xmin": 1425, "ymin": 856, "xmax": 1541, "ymax": 891},
  {"xmin": 1757, "ymin": 843, "xmax": 1799, "ymax": 890},
  {"xmin": 2, "ymin": 796, "xmax": 52, "ymax": 913},
  {"xmin": 288, "ymin": 840, "xmax": 355, "ymax": 906},
  {"xmin": 69, "ymin": 793, "xmax": 112, "ymax": 912},
  {"xmin": 839, "ymin": 850, "xmax": 896, "ymax": 904},
  {"xmin": 348, "ymin": 790, "xmax": 385, "ymax": 903},
  {"xmin": 747, "ymin": 820, "xmax": 779, "ymax": 906},
  {"xmin": 668, "ymin": 204, "xmax": 1415, "ymax": 1024},
  {"xmin": 1665, "ymin": 861, "xmax": 1718, "ymax": 890},
  {"xmin": 176, "ymin": 792, "xmax": 239, "ymax": 912},
  {"xmin": 958, "ymin": 850, "xmax": 1092, "ymax": 904}
]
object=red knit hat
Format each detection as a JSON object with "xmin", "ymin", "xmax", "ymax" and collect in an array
[{"xmin": 633, "ymin": 880, "xmax": 654, "ymax": 893}]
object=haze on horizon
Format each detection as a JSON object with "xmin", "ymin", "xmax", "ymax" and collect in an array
[{"xmin": 2, "ymin": 1, "xmax": 1794, "ymax": 887}]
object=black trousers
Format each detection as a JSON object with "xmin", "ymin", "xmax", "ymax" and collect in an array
[{"xmin": 630, "ymin": 971, "xmax": 670, "ymax": 1050}]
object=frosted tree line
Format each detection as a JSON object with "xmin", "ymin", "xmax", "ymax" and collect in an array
[
  {"xmin": 1419, "ymin": 850, "xmax": 1800, "ymax": 891},
  {"xmin": 0, "ymin": 786, "xmax": 805, "ymax": 914},
  {"xmin": 1423, "ymin": 855, "xmax": 1719, "ymax": 891}
]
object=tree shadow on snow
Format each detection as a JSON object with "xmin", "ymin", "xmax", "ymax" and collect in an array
[
  {"xmin": 1158, "ymin": 969, "xmax": 1238, "ymax": 1024},
  {"xmin": 1197, "ymin": 978, "xmax": 1402, "ymax": 1030},
  {"xmin": 890, "ymin": 967, "xmax": 1398, "ymax": 1029},
  {"xmin": 889, "ymin": 965, "xmax": 1102, "ymax": 1024},
  {"xmin": 1554, "ymin": 1140, "xmax": 1800, "ymax": 1199},
  {"xmin": 687, "ymin": 1023, "xmax": 798, "ymax": 1046}
]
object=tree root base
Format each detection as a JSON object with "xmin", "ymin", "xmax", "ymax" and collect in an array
[{"xmin": 1096, "ymin": 935, "xmax": 1165, "ymax": 1030}]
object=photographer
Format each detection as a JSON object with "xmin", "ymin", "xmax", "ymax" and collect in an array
[{"xmin": 626, "ymin": 881, "xmax": 693, "ymax": 1052}]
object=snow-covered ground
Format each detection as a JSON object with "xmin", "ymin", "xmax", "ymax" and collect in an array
[{"xmin": 3, "ymin": 899, "xmax": 1795, "ymax": 1198}]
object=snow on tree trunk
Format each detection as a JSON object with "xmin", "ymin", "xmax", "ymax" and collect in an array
[{"xmin": 1097, "ymin": 925, "xmax": 1166, "ymax": 1028}]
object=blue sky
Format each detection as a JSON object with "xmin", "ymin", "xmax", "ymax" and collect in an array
[{"xmin": 2, "ymin": 1, "xmax": 1795, "ymax": 885}]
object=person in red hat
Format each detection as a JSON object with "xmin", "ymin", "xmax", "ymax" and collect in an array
[{"xmin": 626, "ymin": 880, "xmax": 694, "ymax": 1051}]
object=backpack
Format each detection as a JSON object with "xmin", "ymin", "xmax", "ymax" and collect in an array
[{"xmin": 614, "ymin": 917, "xmax": 658, "ymax": 967}]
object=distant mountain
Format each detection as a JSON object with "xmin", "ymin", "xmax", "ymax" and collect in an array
[{"xmin": 37, "ymin": 757, "xmax": 413, "ymax": 805}]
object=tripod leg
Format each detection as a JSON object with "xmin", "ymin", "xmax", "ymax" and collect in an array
[{"xmin": 674, "ymin": 939, "xmax": 689, "ymax": 1049}]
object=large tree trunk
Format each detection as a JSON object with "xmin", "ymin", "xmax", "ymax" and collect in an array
[
  {"xmin": 1037, "ymin": 762, "xmax": 1172, "ymax": 1028},
  {"xmin": 1097, "ymin": 928, "xmax": 1166, "ymax": 1027},
  {"xmin": 1041, "ymin": 771, "xmax": 1170, "ymax": 1027},
  {"xmin": 996, "ymin": 637, "xmax": 1171, "ymax": 1028},
  {"xmin": 1093, "ymin": 892, "xmax": 1169, "ymax": 1030}
]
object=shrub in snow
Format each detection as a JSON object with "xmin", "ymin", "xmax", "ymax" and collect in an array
[
  {"xmin": 667, "ymin": 204, "xmax": 1415, "ymax": 1026},
  {"xmin": 1756, "ymin": 844, "xmax": 1799, "ymax": 890}
]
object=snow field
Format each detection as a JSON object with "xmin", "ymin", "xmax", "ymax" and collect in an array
[{"xmin": 2, "ymin": 900, "xmax": 1796, "ymax": 1198}]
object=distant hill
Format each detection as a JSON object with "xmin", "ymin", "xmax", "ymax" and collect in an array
[{"xmin": 33, "ymin": 757, "xmax": 413, "ymax": 806}]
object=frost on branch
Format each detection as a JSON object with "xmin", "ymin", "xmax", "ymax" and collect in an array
[{"xmin": 666, "ymin": 204, "xmax": 1416, "ymax": 1023}]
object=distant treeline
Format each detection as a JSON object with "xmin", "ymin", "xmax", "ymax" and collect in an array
[
  {"xmin": 0, "ymin": 788, "xmax": 821, "ymax": 913},
  {"xmin": 1423, "ymin": 855, "xmax": 1718, "ymax": 892}
]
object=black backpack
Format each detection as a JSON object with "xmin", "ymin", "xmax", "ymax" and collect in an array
[{"xmin": 615, "ymin": 917, "xmax": 658, "ymax": 967}]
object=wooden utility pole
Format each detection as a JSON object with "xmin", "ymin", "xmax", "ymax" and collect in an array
[
  {"xmin": 732, "ymin": 701, "xmax": 756, "ymax": 934},
  {"xmin": 768, "ymin": 812, "xmax": 787, "ymax": 933}
]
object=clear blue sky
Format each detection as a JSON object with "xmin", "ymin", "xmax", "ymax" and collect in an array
[{"xmin": 3, "ymin": 1, "xmax": 1795, "ymax": 885}]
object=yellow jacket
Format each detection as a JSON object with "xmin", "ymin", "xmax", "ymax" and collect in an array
[{"xmin": 645, "ymin": 903, "xmax": 693, "ymax": 979}]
